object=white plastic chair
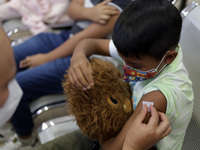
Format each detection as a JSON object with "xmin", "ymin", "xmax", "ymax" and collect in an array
[{"xmin": 179, "ymin": 2, "xmax": 200, "ymax": 149}]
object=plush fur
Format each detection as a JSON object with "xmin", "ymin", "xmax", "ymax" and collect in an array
[{"xmin": 62, "ymin": 58, "xmax": 133, "ymax": 142}]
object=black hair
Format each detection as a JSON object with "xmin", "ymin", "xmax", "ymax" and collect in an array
[{"xmin": 112, "ymin": 0, "xmax": 182, "ymax": 60}]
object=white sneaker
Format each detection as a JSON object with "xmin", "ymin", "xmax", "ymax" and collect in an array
[
  {"xmin": 0, "ymin": 123, "xmax": 15, "ymax": 142},
  {"xmin": 0, "ymin": 134, "xmax": 39, "ymax": 150}
]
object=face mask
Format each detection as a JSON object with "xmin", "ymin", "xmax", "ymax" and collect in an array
[
  {"xmin": 0, "ymin": 79, "xmax": 23, "ymax": 127},
  {"xmin": 123, "ymin": 52, "xmax": 169, "ymax": 82}
]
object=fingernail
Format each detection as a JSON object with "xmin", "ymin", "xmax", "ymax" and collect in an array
[
  {"xmin": 90, "ymin": 83, "xmax": 94, "ymax": 86},
  {"xmin": 83, "ymin": 87, "xmax": 87, "ymax": 90},
  {"xmin": 87, "ymin": 86, "xmax": 91, "ymax": 89}
]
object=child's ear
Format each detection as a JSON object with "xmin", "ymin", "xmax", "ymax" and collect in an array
[{"xmin": 165, "ymin": 51, "xmax": 178, "ymax": 65}]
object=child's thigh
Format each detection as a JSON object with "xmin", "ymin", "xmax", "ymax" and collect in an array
[
  {"xmin": 38, "ymin": 130, "xmax": 94, "ymax": 150},
  {"xmin": 14, "ymin": 31, "xmax": 70, "ymax": 65},
  {"xmin": 15, "ymin": 58, "xmax": 71, "ymax": 100}
]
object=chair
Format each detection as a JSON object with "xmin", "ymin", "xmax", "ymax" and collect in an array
[
  {"xmin": 179, "ymin": 2, "xmax": 200, "ymax": 149},
  {"xmin": 37, "ymin": 115, "xmax": 79, "ymax": 144},
  {"xmin": 3, "ymin": 18, "xmax": 74, "ymax": 47}
]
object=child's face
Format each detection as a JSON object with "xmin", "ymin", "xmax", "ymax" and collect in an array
[
  {"xmin": 118, "ymin": 49, "xmax": 177, "ymax": 82},
  {"xmin": 119, "ymin": 53, "xmax": 167, "ymax": 82}
]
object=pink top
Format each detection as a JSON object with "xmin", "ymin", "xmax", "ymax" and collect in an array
[{"xmin": 9, "ymin": 0, "xmax": 71, "ymax": 34}]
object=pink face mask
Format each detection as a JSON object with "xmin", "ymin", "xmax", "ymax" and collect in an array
[{"xmin": 123, "ymin": 52, "xmax": 169, "ymax": 82}]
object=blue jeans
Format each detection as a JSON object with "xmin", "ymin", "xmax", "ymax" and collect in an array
[{"xmin": 11, "ymin": 30, "xmax": 71, "ymax": 136}]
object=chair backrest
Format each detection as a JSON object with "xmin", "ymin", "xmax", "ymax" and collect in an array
[{"xmin": 179, "ymin": 2, "xmax": 200, "ymax": 149}]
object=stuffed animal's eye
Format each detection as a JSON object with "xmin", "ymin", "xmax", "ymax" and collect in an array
[{"xmin": 110, "ymin": 97, "xmax": 118, "ymax": 104}]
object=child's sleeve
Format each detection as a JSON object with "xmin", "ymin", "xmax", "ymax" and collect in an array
[
  {"xmin": 109, "ymin": 39, "xmax": 122, "ymax": 61},
  {"xmin": 108, "ymin": 0, "xmax": 131, "ymax": 11}
]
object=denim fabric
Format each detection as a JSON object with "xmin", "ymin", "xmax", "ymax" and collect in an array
[{"xmin": 11, "ymin": 30, "xmax": 71, "ymax": 136}]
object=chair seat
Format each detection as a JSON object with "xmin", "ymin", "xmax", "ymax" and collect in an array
[
  {"xmin": 30, "ymin": 94, "xmax": 66, "ymax": 118},
  {"xmin": 37, "ymin": 115, "xmax": 79, "ymax": 144}
]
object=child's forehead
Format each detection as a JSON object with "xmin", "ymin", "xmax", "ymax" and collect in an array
[{"xmin": 119, "ymin": 52, "xmax": 158, "ymax": 65}]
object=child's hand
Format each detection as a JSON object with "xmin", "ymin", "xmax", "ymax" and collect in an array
[
  {"xmin": 19, "ymin": 53, "xmax": 48, "ymax": 69},
  {"xmin": 123, "ymin": 105, "xmax": 171, "ymax": 150},
  {"xmin": 90, "ymin": 0, "xmax": 119, "ymax": 25},
  {"xmin": 68, "ymin": 53, "xmax": 93, "ymax": 90}
]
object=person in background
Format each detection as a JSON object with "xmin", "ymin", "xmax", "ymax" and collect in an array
[
  {"xmin": 68, "ymin": 0, "xmax": 194, "ymax": 149},
  {"xmin": 0, "ymin": 26, "xmax": 22, "ymax": 127},
  {"xmin": 0, "ymin": 0, "xmax": 132, "ymax": 150}
]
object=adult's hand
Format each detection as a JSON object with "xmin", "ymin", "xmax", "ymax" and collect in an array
[{"xmin": 123, "ymin": 105, "xmax": 171, "ymax": 150}]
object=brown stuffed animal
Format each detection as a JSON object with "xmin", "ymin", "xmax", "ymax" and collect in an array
[{"xmin": 62, "ymin": 58, "xmax": 133, "ymax": 143}]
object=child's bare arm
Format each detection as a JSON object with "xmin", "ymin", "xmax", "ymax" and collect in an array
[
  {"xmin": 101, "ymin": 91, "xmax": 167, "ymax": 150},
  {"xmin": 135, "ymin": 91, "xmax": 167, "ymax": 123},
  {"xmin": 45, "ymin": 13, "xmax": 118, "ymax": 63},
  {"xmin": 19, "ymin": 12, "xmax": 119, "ymax": 69}
]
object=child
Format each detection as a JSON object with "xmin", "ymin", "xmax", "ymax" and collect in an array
[{"xmin": 68, "ymin": 0, "xmax": 194, "ymax": 149}]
